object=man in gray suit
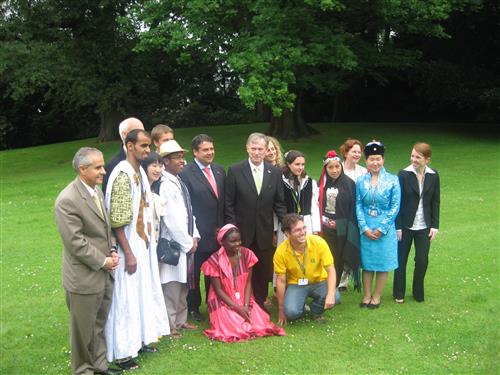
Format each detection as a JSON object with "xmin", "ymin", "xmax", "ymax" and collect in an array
[{"xmin": 55, "ymin": 147, "xmax": 121, "ymax": 375}]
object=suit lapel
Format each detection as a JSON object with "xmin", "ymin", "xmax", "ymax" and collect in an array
[
  {"xmin": 261, "ymin": 163, "xmax": 273, "ymax": 195},
  {"xmin": 75, "ymin": 179, "xmax": 106, "ymax": 222},
  {"xmin": 422, "ymin": 173, "xmax": 433, "ymax": 195},
  {"xmin": 408, "ymin": 172, "xmax": 420, "ymax": 196},
  {"xmin": 191, "ymin": 163, "xmax": 218, "ymax": 199},
  {"xmin": 242, "ymin": 162, "xmax": 258, "ymax": 195}
]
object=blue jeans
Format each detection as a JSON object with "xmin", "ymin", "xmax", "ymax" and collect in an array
[{"xmin": 283, "ymin": 281, "xmax": 341, "ymax": 320}]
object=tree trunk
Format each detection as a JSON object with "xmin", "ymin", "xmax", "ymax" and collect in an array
[
  {"xmin": 268, "ymin": 92, "xmax": 318, "ymax": 139},
  {"xmin": 98, "ymin": 110, "xmax": 123, "ymax": 142},
  {"xmin": 331, "ymin": 93, "xmax": 340, "ymax": 122},
  {"xmin": 256, "ymin": 101, "xmax": 272, "ymax": 122}
]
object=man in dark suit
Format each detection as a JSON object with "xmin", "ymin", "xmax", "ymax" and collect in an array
[
  {"xmin": 102, "ymin": 117, "xmax": 144, "ymax": 194},
  {"xmin": 225, "ymin": 132, "xmax": 286, "ymax": 307},
  {"xmin": 180, "ymin": 134, "xmax": 226, "ymax": 321},
  {"xmin": 55, "ymin": 147, "xmax": 121, "ymax": 375}
]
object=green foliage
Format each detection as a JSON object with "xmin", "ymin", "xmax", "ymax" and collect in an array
[
  {"xmin": 136, "ymin": 0, "xmax": 477, "ymax": 117},
  {"xmin": 1, "ymin": 122, "xmax": 499, "ymax": 374}
]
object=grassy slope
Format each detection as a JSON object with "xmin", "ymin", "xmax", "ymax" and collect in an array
[{"xmin": 0, "ymin": 122, "xmax": 498, "ymax": 374}]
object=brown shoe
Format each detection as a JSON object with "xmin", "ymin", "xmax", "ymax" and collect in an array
[
  {"xmin": 180, "ymin": 322, "xmax": 198, "ymax": 330},
  {"xmin": 170, "ymin": 329, "xmax": 182, "ymax": 339}
]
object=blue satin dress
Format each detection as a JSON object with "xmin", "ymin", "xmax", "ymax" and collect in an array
[{"xmin": 355, "ymin": 167, "xmax": 401, "ymax": 271}]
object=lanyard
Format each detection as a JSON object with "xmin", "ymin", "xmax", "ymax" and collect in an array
[{"xmin": 290, "ymin": 243, "xmax": 307, "ymax": 277}]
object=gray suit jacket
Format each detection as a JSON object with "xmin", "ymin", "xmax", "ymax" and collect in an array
[{"xmin": 55, "ymin": 178, "xmax": 114, "ymax": 294}]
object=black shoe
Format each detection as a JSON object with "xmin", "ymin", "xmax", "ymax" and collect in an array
[
  {"xmin": 138, "ymin": 345, "xmax": 158, "ymax": 354},
  {"xmin": 367, "ymin": 302, "xmax": 380, "ymax": 309},
  {"xmin": 189, "ymin": 310, "xmax": 205, "ymax": 322},
  {"xmin": 359, "ymin": 302, "xmax": 369, "ymax": 308},
  {"xmin": 95, "ymin": 367, "xmax": 123, "ymax": 375},
  {"xmin": 116, "ymin": 359, "xmax": 139, "ymax": 371}
]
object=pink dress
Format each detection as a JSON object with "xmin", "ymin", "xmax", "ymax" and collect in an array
[{"xmin": 201, "ymin": 247, "xmax": 285, "ymax": 342}]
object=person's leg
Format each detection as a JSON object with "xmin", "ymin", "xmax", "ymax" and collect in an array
[
  {"xmin": 309, "ymin": 281, "xmax": 328, "ymax": 318},
  {"xmin": 66, "ymin": 290, "xmax": 103, "ymax": 375},
  {"xmin": 177, "ymin": 283, "xmax": 191, "ymax": 328},
  {"xmin": 362, "ymin": 270, "xmax": 374, "ymax": 304},
  {"xmin": 187, "ymin": 251, "xmax": 211, "ymax": 319},
  {"xmin": 162, "ymin": 282, "xmax": 179, "ymax": 331},
  {"xmin": 93, "ymin": 276, "xmax": 113, "ymax": 373},
  {"xmin": 283, "ymin": 284, "xmax": 309, "ymax": 320},
  {"xmin": 371, "ymin": 272, "xmax": 388, "ymax": 304},
  {"xmin": 412, "ymin": 229, "xmax": 431, "ymax": 302},
  {"xmin": 250, "ymin": 242, "xmax": 272, "ymax": 307},
  {"xmin": 393, "ymin": 229, "xmax": 413, "ymax": 300}
]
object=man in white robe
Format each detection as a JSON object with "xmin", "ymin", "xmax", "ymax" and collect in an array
[{"xmin": 104, "ymin": 129, "xmax": 169, "ymax": 370}]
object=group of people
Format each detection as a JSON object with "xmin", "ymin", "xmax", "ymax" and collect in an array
[{"xmin": 55, "ymin": 117, "xmax": 440, "ymax": 375}]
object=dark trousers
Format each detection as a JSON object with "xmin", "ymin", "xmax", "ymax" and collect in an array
[
  {"xmin": 393, "ymin": 228, "xmax": 431, "ymax": 301},
  {"xmin": 187, "ymin": 250, "xmax": 213, "ymax": 313},
  {"xmin": 322, "ymin": 226, "xmax": 342, "ymax": 287},
  {"xmin": 250, "ymin": 240, "xmax": 274, "ymax": 307}
]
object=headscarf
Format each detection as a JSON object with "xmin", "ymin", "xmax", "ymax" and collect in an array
[{"xmin": 217, "ymin": 224, "xmax": 238, "ymax": 245}]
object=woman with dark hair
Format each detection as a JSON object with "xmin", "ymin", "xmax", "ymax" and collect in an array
[
  {"xmin": 393, "ymin": 143, "xmax": 440, "ymax": 303},
  {"xmin": 318, "ymin": 150, "xmax": 361, "ymax": 290},
  {"xmin": 141, "ymin": 152, "xmax": 164, "ymax": 241},
  {"xmin": 201, "ymin": 224, "xmax": 285, "ymax": 342},
  {"xmin": 277, "ymin": 150, "xmax": 320, "ymax": 244},
  {"xmin": 356, "ymin": 141, "xmax": 400, "ymax": 309}
]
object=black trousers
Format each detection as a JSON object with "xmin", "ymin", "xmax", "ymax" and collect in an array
[
  {"xmin": 322, "ymin": 226, "xmax": 342, "ymax": 287},
  {"xmin": 393, "ymin": 228, "xmax": 431, "ymax": 301},
  {"xmin": 249, "ymin": 240, "xmax": 274, "ymax": 308},
  {"xmin": 187, "ymin": 250, "xmax": 213, "ymax": 313}
]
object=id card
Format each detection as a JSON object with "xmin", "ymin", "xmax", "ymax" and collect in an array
[
  {"xmin": 235, "ymin": 292, "xmax": 241, "ymax": 300},
  {"xmin": 369, "ymin": 209, "xmax": 378, "ymax": 217},
  {"xmin": 298, "ymin": 278, "xmax": 309, "ymax": 286}
]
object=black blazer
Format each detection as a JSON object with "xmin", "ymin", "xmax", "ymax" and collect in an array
[
  {"xmin": 102, "ymin": 147, "xmax": 126, "ymax": 194},
  {"xmin": 225, "ymin": 160, "xmax": 286, "ymax": 250},
  {"xmin": 396, "ymin": 167, "xmax": 440, "ymax": 230},
  {"xmin": 180, "ymin": 161, "xmax": 226, "ymax": 253}
]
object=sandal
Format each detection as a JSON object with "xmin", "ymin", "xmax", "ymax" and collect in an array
[{"xmin": 170, "ymin": 329, "xmax": 182, "ymax": 339}]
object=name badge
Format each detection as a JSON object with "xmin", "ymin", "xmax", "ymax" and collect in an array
[
  {"xmin": 298, "ymin": 278, "xmax": 309, "ymax": 286},
  {"xmin": 235, "ymin": 292, "xmax": 240, "ymax": 300},
  {"xmin": 369, "ymin": 210, "xmax": 378, "ymax": 217}
]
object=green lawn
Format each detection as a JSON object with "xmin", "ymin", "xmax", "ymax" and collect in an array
[{"xmin": 1, "ymin": 122, "xmax": 498, "ymax": 374}]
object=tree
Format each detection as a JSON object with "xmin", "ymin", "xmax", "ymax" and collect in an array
[
  {"xmin": 0, "ymin": 0, "xmax": 165, "ymax": 143},
  {"xmin": 134, "ymin": 0, "xmax": 477, "ymax": 138}
]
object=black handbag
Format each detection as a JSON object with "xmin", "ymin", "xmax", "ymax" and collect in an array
[
  {"xmin": 157, "ymin": 209, "xmax": 182, "ymax": 265},
  {"xmin": 157, "ymin": 237, "xmax": 182, "ymax": 266}
]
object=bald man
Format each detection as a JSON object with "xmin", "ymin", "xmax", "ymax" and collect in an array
[{"xmin": 102, "ymin": 118, "xmax": 144, "ymax": 193}]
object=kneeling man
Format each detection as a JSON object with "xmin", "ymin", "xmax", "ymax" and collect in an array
[{"xmin": 274, "ymin": 213, "xmax": 339, "ymax": 324}]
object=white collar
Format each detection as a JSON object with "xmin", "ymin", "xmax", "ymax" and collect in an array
[
  {"xmin": 195, "ymin": 158, "xmax": 210, "ymax": 170},
  {"xmin": 403, "ymin": 165, "xmax": 435, "ymax": 174},
  {"xmin": 79, "ymin": 178, "xmax": 97, "ymax": 197},
  {"xmin": 248, "ymin": 159, "xmax": 263, "ymax": 171}
]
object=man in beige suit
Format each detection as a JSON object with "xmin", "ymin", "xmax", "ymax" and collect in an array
[{"xmin": 55, "ymin": 147, "xmax": 122, "ymax": 375}]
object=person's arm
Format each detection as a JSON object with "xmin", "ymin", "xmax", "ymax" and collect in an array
[
  {"xmin": 395, "ymin": 171, "xmax": 404, "ymax": 241},
  {"xmin": 210, "ymin": 276, "xmax": 250, "ymax": 321},
  {"xmin": 276, "ymin": 273, "xmax": 287, "ymax": 325},
  {"xmin": 324, "ymin": 264, "xmax": 337, "ymax": 310},
  {"xmin": 376, "ymin": 175, "xmax": 401, "ymax": 235},
  {"xmin": 429, "ymin": 172, "xmax": 440, "ymax": 241},
  {"xmin": 310, "ymin": 179, "xmax": 321, "ymax": 233},
  {"xmin": 273, "ymin": 171, "xmax": 287, "ymax": 222},
  {"xmin": 244, "ymin": 268, "xmax": 253, "ymax": 315}
]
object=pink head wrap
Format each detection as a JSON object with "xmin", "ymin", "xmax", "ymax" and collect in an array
[{"xmin": 217, "ymin": 224, "xmax": 239, "ymax": 245}]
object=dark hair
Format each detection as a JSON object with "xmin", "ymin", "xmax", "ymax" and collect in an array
[
  {"xmin": 191, "ymin": 134, "xmax": 214, "ymax": 151},
  {"xmin": 141, "ymin": 151, "xmax": 162, "ymax": 171},
  {"xmin": 125, "ymin": 129, "xmax": 150, "ymax": 146},
  {"xmin": 283, "ymin": 150, "xmax": 306, "ymax": 184},
  {"xmin": 281, "ymin": 213, "xmax": 304, "ymax": 233}
]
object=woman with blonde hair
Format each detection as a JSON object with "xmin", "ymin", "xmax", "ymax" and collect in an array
[{"xmin": 265, "ymin": 136, "xmax": 285, "ymax": 168}]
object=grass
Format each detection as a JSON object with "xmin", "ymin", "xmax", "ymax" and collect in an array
[{"xmin": 1, "ymin": 122, "xmax": 499, "ymax": 374}]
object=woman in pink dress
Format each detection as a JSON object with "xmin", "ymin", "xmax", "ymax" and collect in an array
[{"xmin": 201, "ymin": 224, "xmax": 285, "ymax": 342}]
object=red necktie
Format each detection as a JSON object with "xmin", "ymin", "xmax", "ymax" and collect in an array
[{"xmin": 203, "ymin": 167, "xmax": 219, "ymax": 198}]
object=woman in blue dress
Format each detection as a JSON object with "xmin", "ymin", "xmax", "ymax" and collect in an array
[{"xmin": 356, "ymin": 141, "xmax": 400, "ymax": 309}]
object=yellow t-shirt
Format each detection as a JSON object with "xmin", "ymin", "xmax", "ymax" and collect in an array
[{"xmin": 273, "ymin": 234, "xmax": 334, "ymax": 285}]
